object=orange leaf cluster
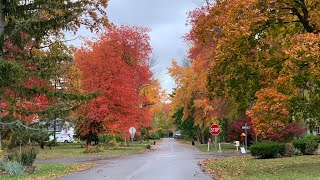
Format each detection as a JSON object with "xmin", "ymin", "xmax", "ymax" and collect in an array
[{"xmin": 75, "ymin": 25, "xmax": 153, "ymax": 136}]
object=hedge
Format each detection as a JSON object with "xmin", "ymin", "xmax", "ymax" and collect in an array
[
  {"xmin": 250, "ymin": 141, "xmax": 285, "ymax": 159},
  {"xmin": 293, "ymin": 138, "xmax": 319, "ymax": 155}
]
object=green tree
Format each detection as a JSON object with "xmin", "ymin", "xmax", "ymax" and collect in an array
[{"xmin": 0, "ymin": 0, "xmax": 108, "ymax": 145}]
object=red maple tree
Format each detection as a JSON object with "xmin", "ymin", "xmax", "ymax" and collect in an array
[{"xmin": 75, "ymin": 25, "xmax": 153, "ymax": 142}]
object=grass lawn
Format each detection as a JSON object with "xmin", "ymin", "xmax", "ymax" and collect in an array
[
  {"xmin": 0, "ymin": 162, "xmax": 96, "ymax": 180},
  {"xmin": 37, "ymin": 143, "xmax": 146, "ymax": 159},
  {"xmin": 179, "ymin": 140, "xmax": 237, "ymax": 153},
  {"xmin": 203, "ymin": 155, "xmax": 320, "ymax": 180},
  {"xmin": 195, "ymin": 142, "xmax": 237, "ymax": 153}
]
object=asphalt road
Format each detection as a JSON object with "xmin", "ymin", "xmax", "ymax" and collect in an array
[{"xmin": 59, "ymin": 138, "xmax": 213, "ymax": 180}]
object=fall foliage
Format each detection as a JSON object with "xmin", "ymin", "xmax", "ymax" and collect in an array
[
  {"xmin": 75, "ymin": 25, "xmax": 153, "ymax": 139},
  {"xmin": 0, "ymin": 1, "xmax": 109, "ymax": 125},
  {"xmin": 171, "ymin": 0, "xmax": 320, "ymax": 141}
]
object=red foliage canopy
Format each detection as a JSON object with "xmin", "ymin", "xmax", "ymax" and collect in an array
[
  {"xmin": 75, "ymin": 25, "xmax": 152, "ymax": 137},
  {"xmin": 228, "ymin": 116, "xmax": 256, "ymax": 142}
]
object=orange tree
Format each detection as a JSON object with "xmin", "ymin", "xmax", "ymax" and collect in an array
[
  {"xmin": 186, "ymin": 0, "xmax": 320, "ymax": 139},
  {"xmin": 74, "ymin": 25, "xmax": 153, "ymax": 143}
]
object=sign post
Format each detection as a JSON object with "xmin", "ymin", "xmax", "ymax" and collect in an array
[
  {"xmin": 129, "ymin": 127, "xmax": 136, "ymax": 143},
  {"xmin": 242, "ymin": 124, "xmax": 250, "ymax": 151},
  {"xmin": 209, "ymin": 124, "xmax": 221, "ymax": 152}
]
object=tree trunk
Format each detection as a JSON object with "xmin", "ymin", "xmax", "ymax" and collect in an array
[{"xmin": 86, "ymin": 134, "xmax": 92, "ymax": 145}]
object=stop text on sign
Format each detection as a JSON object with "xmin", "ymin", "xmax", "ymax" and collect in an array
[
  {"xmin": 210, "ymin": 128, "xmax": 220, "ymax": 132},
  {"xmin": 209, "ymin": 124, "xmax": 221, "ymax": 135}
]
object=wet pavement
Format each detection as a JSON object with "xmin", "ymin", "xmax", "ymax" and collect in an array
[
  {"xmin": 58, "ymin": 138, "xmax": 214, "ymax": 180},
  {"xmin": 53, "ymin": 138, "xmax": 247, "ymax": 180}
]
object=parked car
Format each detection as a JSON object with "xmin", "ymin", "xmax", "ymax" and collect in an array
[
  {"xmin": 49, "ymin": 133, "xmax": 74, "ymax": 143},
  {"xmin": 174, "ymin": 132, "xmax": 182, "ymax": 139}
]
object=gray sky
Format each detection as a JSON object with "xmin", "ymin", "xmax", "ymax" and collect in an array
[{"xmin": 71, "ymin": 0, "xmax": 201, "ymax": 93}]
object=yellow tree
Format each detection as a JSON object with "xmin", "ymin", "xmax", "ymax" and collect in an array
[
  {"xmin": 246, "ymin": 88, "xmax": 289, "ymax": 138},
  {"xmin": 187, "ymin": 0, "xmax": 320, "ymax": 135}
]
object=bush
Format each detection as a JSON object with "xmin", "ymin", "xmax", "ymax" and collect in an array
[
  {"xmin": 292, "ymin": 139, "xmax": 306, "ymax": 153},
  {"xmin": 250, "ymin": 141, "xmax": 285, "ymax": 159},
  {"xmin": 304, "ymin": 134, "xmax": 320, "ymax": 143},
  {"xmin": 1, "ymin": 161, "xmax": 25, "ymax": 175},
  {"xmin": 145, "ymin": 144, "xmax": 151, "ymax": 150},
  {"xmin": 294, "ymin": 148, "xmax": 302, "ymax": 156},
  {"xmin": 20, "ymin": 148, "xmax": 37, "ymax": 167},
  {"xmin": 6, "ymin": 148, "xmax": 37, "ymax": 167},
  {"xmin": 284, "ymin": 143, "xmax": 294, "ymax": 157},
  {"xmin": 83, "ymin": 145, "xmax": 103, "ymax": 153},
  {"xmin": 305, "ymin": 140, "xmax": 319, "ymax": 155},
  {"xmin": 263, "ymin": 123, "xmax": 306, "ymax": 142},
  {"xmin": 6, "ymin": 151, "xmax": 21, "ymax": 162},
  {"xmin": 293, "ymin": 138, "xmax": 319, "ymax": 155},
  {"xmin": 108, "ymin": 139, "xmax": 118, "ymax": 148}
]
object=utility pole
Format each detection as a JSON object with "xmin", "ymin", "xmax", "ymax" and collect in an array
[
  {"xmin": 0, "ymin": 3, "xmax": 5, "ymax": 59},
  {"xmin": 53, "ymin": 78, "xmax": 57, "ymax": 141},
  {"xmin": 0, "ymin": 3, "xmax": 4, "ymax": 151}
]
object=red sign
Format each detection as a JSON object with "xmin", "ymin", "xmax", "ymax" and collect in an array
[{"xmin": 210, "ymin": 124, "xmax": 221, "ymax": 135}]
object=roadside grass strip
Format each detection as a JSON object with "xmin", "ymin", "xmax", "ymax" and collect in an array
[
  {"xmin": 201, "ymin": 155, "xmax": 320, "ymax": 180},
  {"xmin": 0, "ymin": 162, "xmax": 96, "ymax": 180},
  {"xmin": 37, "ymin": 143, "xmax": 145, "ymax": 159}
]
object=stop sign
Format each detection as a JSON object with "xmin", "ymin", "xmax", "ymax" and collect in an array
[{"xmin": 210, "ymin": 124, "xmax": 221, "ymax": 135}]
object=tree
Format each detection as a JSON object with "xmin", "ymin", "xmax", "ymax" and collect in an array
[
  {"xmin": 186, "ymin": 0, "xmax": 320, "ymax": 139},
  {"xmin": 246, "ymin": 87, "xmax": 290, "ymax": 138},
  {"xmin": 75, "ymin": 25, "xmax": 153, "ymax": 143},
  {"xmin": 227, "ymin": 116, "xmax": 255, "ymax": 142},
  {"xmin": 0, "ymin": 0, "xmax": 108, "ymax": 146}
]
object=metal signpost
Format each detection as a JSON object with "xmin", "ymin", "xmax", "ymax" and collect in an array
[
  {"xmin": 129, "ymin": 127, "xmax": 136, "ymax": 143},
  {"xmin": 210, "ymin": 124, "xmax": 221, "ymax": 152},
  {"xmin": 242, "ymin": 124, "xmax": 250, "ymax": 151}
]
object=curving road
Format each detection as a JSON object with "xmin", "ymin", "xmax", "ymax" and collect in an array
[{"xmin": 59, "ymin": 138, "xmax": 213, "ymax": 180}]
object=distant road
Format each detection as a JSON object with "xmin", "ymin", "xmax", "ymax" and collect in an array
[{"xmin": 59, "ymin": 138, "xmax": 212, "ymax": 180}]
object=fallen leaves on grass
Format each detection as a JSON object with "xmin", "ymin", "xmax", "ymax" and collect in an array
[{"xmin": 21, "ymin": 162, "xmax": 97, "ymax": 180}]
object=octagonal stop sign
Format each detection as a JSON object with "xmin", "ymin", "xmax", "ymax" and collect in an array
[{"xmin": 210, "ymin": 124, "xmax": 221, "ymax": 135}]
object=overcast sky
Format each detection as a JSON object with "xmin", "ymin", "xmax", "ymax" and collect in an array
[
  {"xmin": 70, "ymin": 0, "xmax": 202, "ymax": 93},
  {"xmin": 107, "ymin": 0, "xmax": 202, "ymax": 94}
]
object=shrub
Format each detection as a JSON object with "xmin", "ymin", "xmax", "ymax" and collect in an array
[
  {"xmin": 145, "ymin": 144, "xmax": 151, "ymax": 150},
  {"xmin": 305, "ymin": 140, "xmax": 319, "ymax": 155},
  {"xmin": 293, "ymin": 138, "xmax": 319, "ymax": 155},
  {"xmin": 6, "ymin": 148, "xmax": 37, "ymax": 167},
  {"xmin": 284, "ymin": 143, "xmax": 294, "ymax": 157},
  {"xmin": 293, "ymin": 148, "xmax": 302, "ymax": 156},
  {"xmin": 1, "ymin": 161, "xmax": 25, "ymax": 175},
  {"xmin": 304, "ymin": 134, "xmax": 320, "ymax": 143},
  {"xmin": 250, "ymin": 141, "xmax": 285, "ymax": 159},
  {"xmin": 108, "ymin": 139, "xmax": 118, "ymax": 148},
  {"xmin": 6, "ymin": 151, "xmax": 21, "ymax": 162},
  {"xmin": 227, "ymin": 116, "xmax": 255, "ymax": 142},
  {"xmin": 315, "ymin": 136, "xmax": 320, "ymax": 144},
  {"xmin": 20, "ymin": 148, "xmax": 37, "ymax": 167},
  {"xmin": 84, "ymin": 145, "xmax": 103, "ymax": 153},
  {"xmin": 264, "ymin": 123, "xmax": 306, "ymax": 142},
  {"xmin": 292, "ymin": 139, "xmax": 306, "ymax": 153}
]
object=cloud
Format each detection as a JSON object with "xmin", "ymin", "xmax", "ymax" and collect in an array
[
  {"xmin": 68, "ymin": 0, "xmax": 199, "ymax": 94},
  {"xmin": 107, "ymin": 0, "xmax": 198, "ymax": 93}
]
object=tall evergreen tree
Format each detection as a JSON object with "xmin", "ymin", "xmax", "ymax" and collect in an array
[{"xmin": 0, "ymin": 1, "xmax": 108, "ymax": 132}]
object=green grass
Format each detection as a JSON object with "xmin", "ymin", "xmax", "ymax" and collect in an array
[
  {"xmin": 195, "ymin": 142, "xmax": 237, "ymax": 153},
  {"xmin": 179, "ymin": 140, "xmax": 237, "ymax": 153},
  {"xmin": 205, "ymin": 155, "xmax": 320, "ymax": 180},
  {"xmin": 0, "ymin": 162, "xmax": 96, "ymax": 180},
  {"xmin": 37, "ymin": 143, "xmax": 145, "ymax": 159}
]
